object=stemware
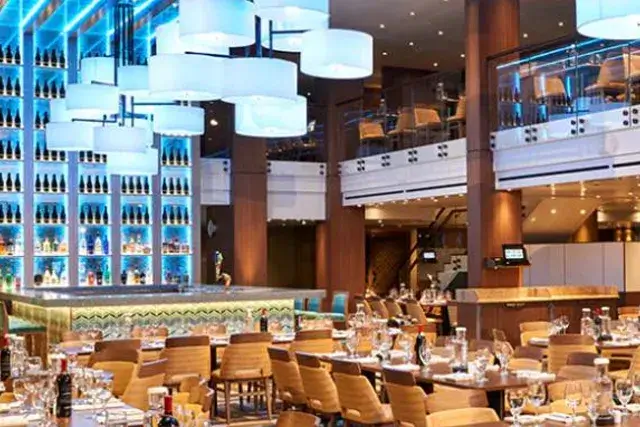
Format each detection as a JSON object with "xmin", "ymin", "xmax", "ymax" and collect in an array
[
  {"xmin": 616, "ymin": 378, "xmax": 634, "ymax": 417},
  {"xmin": 582, "ymin": 383, "xmax": 598, "ymax": 427},
  {"xmin": 633, "ymin": 372, "xmax": 640, "ymax": 399},
  {"xmin": 95, "ymin": 377, "xmax": 114, "ymax": 424},
  {"xmin": 12, "ymin": 378, "xmax": 28, "ymax": 415},
  {"xmin": 507, "ymin": 388, "xmax": 526, "ymax": 426},
  {"xmin": 527, "ymin": 381, "xmax": 546, "ymax": 426},
  {"xmin": 564, "ymin": 382, "xmax": 583, "ymax": 424},
  {"xmin": 494, "ymin": 340, "xmax": 512, "ymax": 376},
  {"xmin": 396, "ymin": 332, "xmax": 413, "ymax": 364},
  {"xmin": 344, "ymin": 329, "xmax": 359, "ymax": 359}
]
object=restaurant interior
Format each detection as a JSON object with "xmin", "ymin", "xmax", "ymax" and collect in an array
[{"xmin": 1, "ymin": 0, "xmax": 640, "ymax": 426}]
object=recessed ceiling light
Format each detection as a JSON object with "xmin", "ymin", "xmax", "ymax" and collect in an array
[
  {"xmin": 596, "ymin": 195, "xmax": 601, "ymax": 199},
  {"xmin": 209, "ymin": 118, "xmax": 218, "ymax": 126},
  {"xmin": 523, "ymin": 33, "xmax": 528, "ymax": 38},
  {"xmin": 382, "ymin": 51, "xmax": 388, "ymax": 56},
  {"xmin": 531, "ymin": 217, "xmax": 537, "ymax": 222},
  {"xmin": 409, "ymin": 11, "xmax": 416, "ymax": 16},
  {"xmin": 379, "ymin": 24, "xmax": 385, "ymax": 29},
  {"xmin": 550, "ymin": 208, "xmax": 557, "ymax": 214},
  {"xmin": 460, "ymin": 53, "xmax": 465, "ymax": 58},
  {"xmin": 437, "ymin": 30, "xmax": 444, "ymax": 36},
  {"xmin": 408, "ymin": 41, "xmax": 414, "ymax": 46},
  {"xmin": 580, "ymin": 209, "xmax": 586, "ymax": 215},
  {"xmin": 433, "ymin": 62, "xmax": 439, "ymax": 67},
  {"xmin": 306, "ymin": 92, "xmax": 311, "ymax": 96},
  {"xmin": 558, "ymin": 21, "xmax": 564, "ymax": 27}
]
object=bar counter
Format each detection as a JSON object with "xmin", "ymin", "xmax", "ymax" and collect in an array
[
  {"xmin": 0, "ymin": 284, "xmax": 325, "ymax": 342},
  {"xmin": 456, "ymin": 285, "xmax": 619, "ymax": 344}
]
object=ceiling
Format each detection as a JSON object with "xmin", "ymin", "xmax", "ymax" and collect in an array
[{"xmin": 0, "ymin": 0, "xmax": 576, "ymax": 75}]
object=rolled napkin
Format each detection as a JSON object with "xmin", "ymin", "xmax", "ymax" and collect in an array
[
  {"xmin": 0, "ymin": 414, "xmax": 41, "ymax": 426},
  {"xmin": 615, "ymin": 403, "xmax": 640, "ymax": 413},
  {"xmin": 515, "ymin": 370, "xmax": 556, "ymax": 381},
  {"xmin": 388, "ymin": 328, "xmax": 402, "ymax": 336},
  {"xmin": 429, "ymin": 355, "xmax": 452, "ymax": 364},
  {"xmin": 432, "ymin": 372, "xmax": 474, "ymax": 382},
  {"xmin": 600, "ymin": 340, "xmax": 631, "ymax": 348},
  {"xmin": 544, "ymin": 413, "xmax": 586, "ymax": 424},
  {"xmin": 73, "ymin": 398, "xmax": 125, "ymax": 411}
]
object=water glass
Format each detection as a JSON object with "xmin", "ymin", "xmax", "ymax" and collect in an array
[
  {"xmin": 564, "ymin": 382, "xmax": 583, "ymax": 423},
  {"xmin": 582, "ymin": 384, "xmax": 598, "ymax": 426},
  {"xmin": 527, "ymin": 381, "xmax": 546, "ymax": 425},
  {"xmin": 507, "ymin": 389, "xmax": 526, "ymax": 426},
  {"xmin": 345, "ymin": 329, "xmax": 359, "ymax": 358},
  {"xmin": 397, "ymin": 332, "xmax": 413, "ymax": 364},
  {"xmin": 616, "ymin": 378, "xmax": 634, "ymax": 416},
  {"xmin": 12, "ymin": 378, "xmax": 28, "ymax": 414},
  {"xmin": 418, "ymin": 339, "xmax": 432, "ymax": 370}
]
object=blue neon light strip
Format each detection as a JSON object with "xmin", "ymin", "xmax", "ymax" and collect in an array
[
  {"xmin": 63, "ymin": 0, "xmax": 103, "ymax": 33},
  {"xmin": 20, "ymin": 0, "xmax": 48, "ymax": 28},
  {"xmin": 496, "ymin": 38, "xmax": 602, "ymax": 70}
]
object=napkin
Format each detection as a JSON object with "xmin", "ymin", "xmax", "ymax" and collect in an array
[
  {"xmin": 515, "ymin": 370, "xmax": 556, "ymax": 381},
  {"xmin": 0, "ymin": 403, "xmax": 20, "ymax": 414},
  {"xmin": 616, "ymin": 403, "xmax": 640, "ymax": 413},
  {"xmin": 96, "ymin": 408, "xmax": 145, "ymax": 425},
  {"xmin": 73, "ymin": 398, "xmax": 125, "ymax": 411},
  {"xmin": 332, "ymin": 330, "xmax": 347, "ymax": 339},
  {"xmin": 0, "ymin": 414, "xmax": 41, "ymax": 426},
  {"xmin": 503, "ymin": 415, "xmax": 539, "ymax": 425},
  {"xmin": 386, "ymin": 363, "xmax": 420, "ymax": 372},
  {"xmin": 544, "ymin": 413, "xmax": 586, "ymax": 424},
  {"xmin": 432, "ymin": 372, "xmax": 474, "ymax": 382},
  {"xmin": 529, "ymin": 337, "xmax": 549, "ymax": 345},
  {"xmin": 349, "ymin": 356, "xmax": 379, "ymax": 364}
]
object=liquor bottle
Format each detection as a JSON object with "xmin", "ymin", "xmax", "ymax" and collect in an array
[
  {"xmin": 59, "ymin": 175, "xmax": 65, "ymax": 193},
  {"xmin": 143, "ymin": 177, "xmax": 150, "ymax": 194},
  {"xmin": 55, "ymin": 358, "xmax": 72, "ymax": 418},
  {"xmin": 35, "ymin": 48, "xmax": 41, "ymax": 66},
  {"xmin": 104, "ymin": 266, "xmax": 111, "ymax": 285},
  {"xmin": 13, "ymin": 78, "xmax": 20, "ymax": 97},
  {"xmin": 51, "ymin": 174, "xmax": 58, "ymax": 193},
  {"xmin": 5, "ymin": 78, "xmax": 11, "ymax": 96},
  {"xmin": 0, "ymin": 336, "xmax": 11, "ymax": 381},
  {"xmin": 50, "ymin": 50, "xmax": 58, "ymax": 69},
  {"xmin": 168, "ymin": 178, "xmax": 175, "ymax": 195},
  {"xmin": 42, "ymin": 49, "xmax": 49, "ymax": 67},
  {"xmin": 143, "ymin": 208, "xmax": 150, "ymax": 225},
  {"xmin": 79, "ymin": 234, "xmax": 87, "ymax": 255},
  {"xmin": 5, "ymin": 173, "xmax": 11, "ymax": 192},
  {"xmin": 60, "ymin": 206, "xmax": 66, "ymax": 224},
  {"xmin": 96, "ymin": 266, "xmax": 103, "ymax": 286},
  {"xmin": 79, "ymin": 176, "xmax": 85, "ymax": 193},
  {"xmin": 14, "ymin": 141, "xmax": 20, "ymax": 160},
  {"xmin": 260, "ymin": 308, "xmax": 269, "ymax": 333},
  {"xmin": 86, "ymin": 175, "xmax": 93, "ymax": 193},
  {"xmin": 35, "ymin": 206, "xmax": 42, "ymax": 224},
  {"xmin": 121, "ymin": 177, "xmax": 126, "ymax": 193},
  {"xmin": 95, "ymin": 176, "xmax": 101, "ymax": 193},
  {"xmin": 42, "ymin": 174, "xmax": 49, "ymax": 192},
  {"xmin": 13, "ymin": 47, "xmax": 19, "ymax": 65},
  {"xmin": 162, "ymin": 178, "xmax": 167, "ymax": 194},
  {"xmin": 120, "ymin": 270, "xmax": 127, "ymax": 285},
  {"xmin": 102, "ymin": 176, "xmax": 109, "ymax": 193},
  {"xmin": 14, "ymin": 206, "xmax": 20, "ymax": 224}
]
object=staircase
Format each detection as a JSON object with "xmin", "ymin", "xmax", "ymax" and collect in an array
[{"xmin": 436, "ymin": 254, "xmax": 468, "ymax": 290}]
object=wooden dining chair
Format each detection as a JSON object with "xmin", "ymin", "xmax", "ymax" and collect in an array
[
  {"xmin": 354, "ymin": 295, "xmax": 374, "ymax": 317},
  {"xmin": 508, "ymin": 357, "xmax": 542, "ymax": 372},
  {"xmin": 384, "ymin": 298, "xmax": 404, "ymax": 318},
  {"xmin": 332, "ymin": 359, "xmax": 394, "ymax": 426},
  {"xmin": 393, "ymin": 324, "xmax": 437, "ymax": 351},
  {"xmin": 174, "ymin": 376, "xmax": 214, "ymax": 422},
  {"xmin": 447, "ymin": 96, "xmax": 466, "ymax": 139},
  {"xmin": 404, "ymin": 299, "xmax": 431, "ymax": 325},
  {"xmin": 268, "ymin": 347, "xmax": 306, "ymax": 410},
  {"xmin": 289, "ymin": 329, "xmax": 334, "ymax": 354},
  {"xmin": 121, "ymin": 358, "xmax": 168, "ymax": 410},
  {"xmin": 566, "ymin": 351, "xmax": 598, "ymax": 367},
  {"xmin": 94, "ymin": 338, "xmax": 141, "ymax": 353},
  {"xmin": 425, "ymin": 408, "xmax": 499, "ymax": 427},
  {"xmin": 548, "ymin": 335, "xmax": 596, "ymax": 374},
  {"xmin": 159, "ymin": 335, "xmax": 211, "ymax": 387},
  {"xmin": 513, "ymin": 346, "xmax": 544, "ymax": 361},
  {"xmin": 88, "ymin": 347, "xmax": 140, "ymax": 397},
  {"xmin": 547, "ymin": 379, "xmax": 593, "ymax": 414},
  {"xmin": 366, "ymin": 296, "xmax": 389, "ymax": 319},
  {"xmin": 276, "ymin": 410, "xmax": 321, "ymax": 427},
  {"xmin": 383, "ymin": 368, "xmax": 427, "ymax": 427},
  {"xmin": 211, "ymin": 332, "xmax": 273, "ymax": 424},
  {"xmin": 557, "ymin": 365, "xmax": 597, "ymax": 380},
  {"xmin": 618, "ymin": 306, "xmax": 639, "ymax": 320},
  {"xmin": 296, "ymin": 352, "xmax": 340, "ymax": 426},
  {"xmin": 610, "ymin": 346, "xmax": 640, "ymax": 380},
  {"xmin": 519, "ymin": 321, "xmax": 552, "ymax": 333},
  {"xmin": 425, "ymin": 389, "xmax": 489, "ymax": 414},
  {"xmin": 131, "ymin": 325, "xmax": 169, "ymax": 340}
]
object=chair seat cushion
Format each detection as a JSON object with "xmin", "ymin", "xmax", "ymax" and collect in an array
[
  {"xmin": 164, "ymin": 373, "xmax": 200, "ymax": 388},
  {"xmin": 344, "ymin": 403, "xmax": 394, "ymax": 424},
  {"xmin": 9, "ymin": 316, "xmax": 45, "ymax": 334},
  {"xmin": 211, "ymin": 368, "xmax": 265, "ymax": 382}
]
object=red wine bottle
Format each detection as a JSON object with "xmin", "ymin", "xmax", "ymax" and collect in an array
[
  {"xmin": 158, "ymin": 395, "xmax": 179, "ymax": 427},
  {"xmin": 55, "ymin": 358, "xmax": 72, "ymax": 419},
  {"xmin": 415, "ymin": 324, "xmax": 427, "ymax": 366},
  {"xmin": 260, "ymin": 309, "xmax": 269, "ymax": 333},
  {"xmin": 0, "ymin": 335, "xmax": 10, "ymax": 380}
]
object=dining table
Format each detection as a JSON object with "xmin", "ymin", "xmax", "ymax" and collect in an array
[{"xmin": 0, "ymin": 400, "xmax": 145, "ymax": 426}]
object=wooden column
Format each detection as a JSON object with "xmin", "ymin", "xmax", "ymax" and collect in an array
[
  {"xmin": 465, "ymin": 0, "xmax": 522, "ymax": 288},
  {"xmin": 316, "ymin": 81, "xmax": 366, "ymax": 310},
  {"xmin": 200, "ymin": 103, "xmax": 268, "ymax": 286}
]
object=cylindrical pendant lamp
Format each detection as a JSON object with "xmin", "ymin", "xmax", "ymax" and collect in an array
[
  {"xmin": 222, "ymin": 57, "xmax": 298, "ymax": 105},
  {"xmin": 576, "ymin": 0, "xmax": 640, "ymax": 40},
  {"xmin": 301, "ymin": 29, "xmax": 373, "ymax": 79},
  {"xmin": 180, "ymin": 0, "xmax": 255, "ymax": 48},
  {"xmin": 235, "ymin": 95, "xmax": 307, "ymax": 137}
]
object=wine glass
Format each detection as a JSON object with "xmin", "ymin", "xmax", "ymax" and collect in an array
[
  {"xmin": 95, "ymin": 377, "xmax": 114, "ymax": 423},
  {"xmin": 507, "ymin": 388, "xmax": 526, "ymax": 426},
  {"xmin": 616, "ymin": 378, "xmax": 634, "ymax": 417},
  {"xmin": 633, "ymin": 372, "xmax": 640, "ymax": 399},
  {"xmin": 344, "ymin": 329, "xmax": 359, "ymax": 359},
  {"xmin": 25, "ymin": 356, "xmax": 42, "ymax": 375},
  {"xmin": 564, "ymin": 382, "xmax": 583, "ymax": 424},
  {"xmin": 527, "ymin": 381, "xmax": 546, "ymax": 426},
  {"xmin": 12, "ymin": 378, "xmax": 28, "ymax": 415},
  {"xmin": 582, "ymin": 383, "xmax": 598, "ymax": 427},
  {"xmin": 494, "ymin": 340, "xmax": 512, "ymax": 376},
  {"xmin": 396, "ymin": 332, "xmax": 413, "ymax": 364}
]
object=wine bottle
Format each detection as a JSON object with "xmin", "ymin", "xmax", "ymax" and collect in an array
[
  {"xmin": 129, "ymin": 206, "xmax": 135, "ymax": 225},
  {"xmin": 184, "ymin": 179, "xmax": 190, "ymax": 195},
  {"xmin": 143, "ymin": 208, "xmax": 150, "ymax": 225},
  {"xmin": 120, "ymin": 270, "xmax": 127, "ymax": 285},
  {"xmin": 51, "ymin": 174, "xmax": 58, "ymax": 193},
  {"xmin": 168, "ymin": 178, "xmax": 175, "ymax": 195},
  {"xmin": 34, "ymin": 111, "xmax": 41, "ymax": 129},
  {"xmin": 0, "ymin": 336, "xmax": 11, "ymax": 381},
  {"xmin": 13, "ymin": 78, "xmax": 20, "ymax": 97},
  {"xmin": 42, "ymin": 81, "xmax": 49, "ymax": 98},
  {"xmin": 59, "ymin": 82, "xmax": 65, "ymax": 98},
  {"xmin": 0, "ymin": 173, "xmax": 5, "ymax": 192},
  {"xmin": 158, "ymin": 395, "xmax": 180, "ymax": 427},
  {"xmin": 13, "ymin": 47, "xmax": 20, "ymax": 65},
  {"xmin": 415, "ymin": 325, "xmax": 427, "ymax": 366},
  {"xmin": 102, "ymin": 207, "xmax": 109, "ymax": 225},
  {"xmin": 122, "ymin": 206, "xmax": 128, "ymax": 224},
  {"xmin": 5, "ymin": 110, "xmax": 12, "ymax": 128},
  {"xmin": 5, "ymin": 78, "xmax": 12, "ymax": 97},
  {"xmin": 4, "ymin": 46, "xmax": 11, "ymax": 65},
  {"xmin": 79, "ymin": 207, "xmax": 86, "ymax": 224},
  {"xmin": 184, "ymin": 207, "xmax": 190, "ymax": 224},
  {"xmin": 15, "ymin": 206, "xmax": 21, "ymax": 224},
  {"xmin": 13, "ymin": 111, "xmax": 20, "ymax": 128},
  {"xmin": 43, "ymin": 111, "xmax": 49, "ymax": 126},
  {"xmin": 161, "ymin": 149, "xmax": 167, "ymax": 165},
  {"xmin": 14, "ymin": 173, "xmax": 20, "ymax": 192},
  {"xmin": 0, "ymin": 205, "xmax": 5, "ymax": 223},
  {"xmin": 136, "ymin": 207, "xmax": 143, "ymax": 224},
  {"xmin": 0, "ymin": 77, "xmax": 5, "ymax": 96},
  {"xmin": 59, "ymin": 51, "xmax": 65, "ymax": 68},
  {"xmin": 176, "ymin": 178, "xmax": 182, "ymax": 195},
  {"xmin": 35, "ymin": 206, "xmax": 42, "ymax": 223},
  {"xmin": 51, "ymin": 205, "xmax": 58, "ymax": 224},
  {"xmin": 102, "ymin": 176, "xmax": 109, "ymax": 193},
  {"xmin": 59, "ymin": 206, "xmax": 66, "ymax": 224},
  {"xmin": 34, "ymin": 142, "xmax": 41, "ymax": 160},
  {"xmin": 42, "ymin": 49, "xmax": 49, "ymax": 67},
  {"xmin": 260, "ymin": 308, "xmax": 269, "ymax": 333},
  {"xmin": 42, "ymin": 174, "xmax": 49, "ymax": 192},
  {"xmin": 35, "ymin": 48, "xmax": 41, "ymax": 66},
  {"xmin": 50, "ymin": 50, "xmax": 58, "ymax": 69},
  {"xmin": 14, "ymin": 141, "xmax": 20, "ymax": 160},
  {"xmin": 43, "ymin": 143, "xmax": 49, "ymax": 161},
  {"xmin": 135, "ymin": 177, "xmax": 142, "ymax": 194},
  {"xmin": 51, "ymin": 81, "xmax": 57, "ymax": 99},
  {"xmin": 96, "ymin": 266, "xmax": 103, "ymax": 286},
  {"xmin": 43, "ymin": 205, "xmax": 50, "ymax": 224},
  {"xmin": 128, "ymin": 176, "xmax": 134, "ymax": 194},
  {"xmin": 94, "ymin": 176, "xmax": 101, "ymax": 193},
  {"xmin": 162, "ymin": 178, "xmax": 168, "ymax": 194},
  {"xmin": 143, "ymin": 177, "xmax": 150, "ymax": 194},
  {"xmin": 168, "ymin": 148, "xmax": 175, "ymax": 165},
  {"xmin": 162, "ymin": 207, "xmax": 168, "ymax": 224},
  {"xmin": 5, "ymin": 173, "xmax": 11, "ymax": 192},
  {"xmin": 55, "ymin": 358, "xmax": 72, "ymax": 419},
  {"xmin": 79, "ymin": 176, "xmax": 85, "ymax": 193},
  {"xmin": 59, "ymin": 175, "xmax": 66, "ymax": 193},
  {"xmin": 86, "ymin": 175, "xmax": 93, "ymax": 193},
  {"xmin": 6, "ymin": 205, "xmax": 12, "ymax": 224},
  {"xmin": 121, "ymin": 176, "xmax": 126, "ymax": 193},
  {"xmin": 169, "ymin": 207, "xmax": 175, "ymax": 224},
  {"xmin": 176, "ymin": 206, "xmax": 183, "ymax": 224}
]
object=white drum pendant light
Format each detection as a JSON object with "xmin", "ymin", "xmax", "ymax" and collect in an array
[
  {"xmin": 93, "ymin": 125, "xmax": 149, "ymax": 154},
  {"xmin": 107, "ymin": 147, "xmax": 159, "ymax": 176},
  {"xmin": 255, "ymin": 0, "xmax": 329, "ymax": 22},
  {"xmin": 223, "ymin": 57, "xmax": 298, "ymax": 105},
  {"xmin": 46, "ymin": 122, "xmax": 95, "ymax": 151},
  {"xmin": 156, "ymin": 20, "xmax": 230, "ymax": 56},
  {"xmin": 80, "ymin": 57, "xmax": 115, "ymax": 84},
  {"xmin": 153, "ymin": 105, "xmax": 204, "ymax": 136},
  {"xmin": 118, "ymin": 65, "xmax": 149, "ymax": 97},
  {"xmin": 577, "ymin": 0, "xmax": 640, "ymax": 40},
  {"xmin": 148, "ymin": 54, "xmax": 225, "ymax": 101},
  {"xmin": 180, "ymin": 0, "xmax": 255, "ymax": 48},
  {"xmin": 301, "ymin": 29, "xmax": 373, "ymax": 79},
  {"xmin": 66, "ymin": 84, "xmax": 120, "ymax": 117},
  {"xmin": 260, "ymin": 15, "xmax": 328, "ymax": 53},
  {"xmin": 235, "ymin": 95, "xmax": 307, "ymax": 137}
]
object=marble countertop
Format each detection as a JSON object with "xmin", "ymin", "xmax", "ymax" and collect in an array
[
  {"xmin": 0, "ymin": 284, "xmax": 326, "ymax": 308},
  {"xmin": 456, "ymin": 285, "xmax": 618, "ymax": 304}
]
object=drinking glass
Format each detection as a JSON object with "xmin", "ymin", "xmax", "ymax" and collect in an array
[
  {"xmin": 582, "ymin": 384, "xmax": 598, "ymax": 427},
  {"xmin": 507, "ymin": 388, "xmax": 526, "ymax": 426},
  {"xmin": 633, "ymin": 372, "xmax": 640, "ymax": 398},
  {"xmin": 25, "ymin": 356, "xmax": 42, "ymax": 375},
  {"xmin": 527, "ymin": 381, "xmax": 546, "ymax": 426},
  {"xmin": 494, "ymin": 340, "xmax": 512, "ymax": 376},
  {"xmin": 560, "ymin": 315, "xmax": 570, "ymax": 334},
  {"xmin": 105, "ymin": 411, "xmax": 128, "ymax": 427},
  {"xmin": 95, "ymin": 378, "xmax": 114, "ymax": 424},
  {"xmin": 564, "ymin": 382, "xmax": 583, "ymax": 423},
  {"xmin": 345, "ymin": 329, "xmax": 359, "ymax": 358},
  {"xmin": 12, "ymin": 378, "xmax": 28, "ymax": 414},
  {"xmin": 473, "ymin": 349, "xmax": 490, "ymax": 383},
  {"xmin": 616, "ymin": 378, "xmax": 634, "ymax": 416},
  {"xmin": 396, "ymin": 332, "xmax": 413, "ymax": 364},
  {"xmin": 378, "ymin": 330, "xmax": 393, "ymax": 364}
]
